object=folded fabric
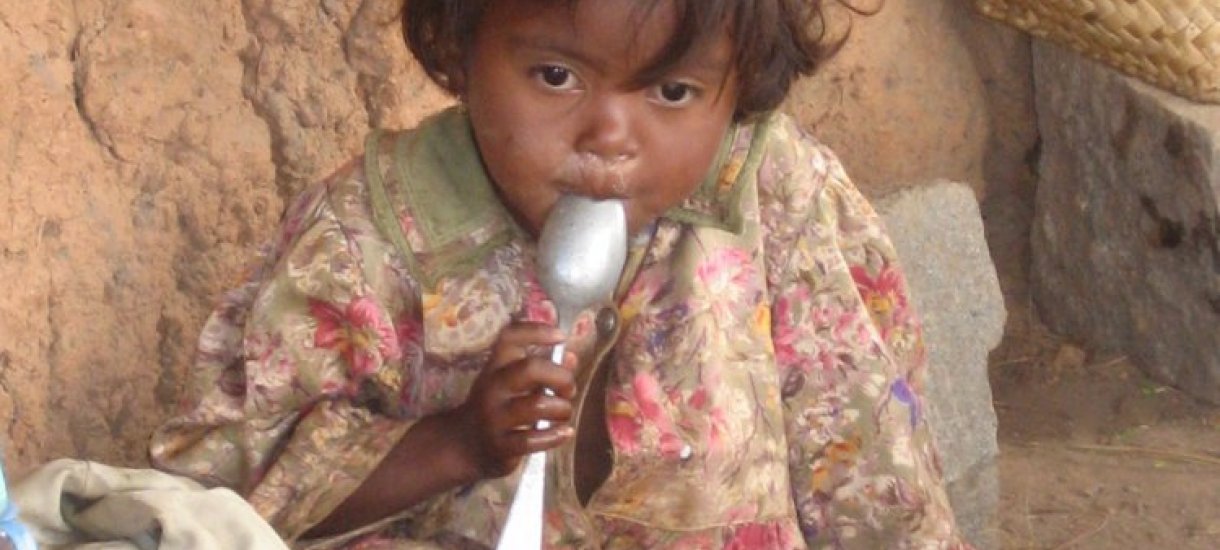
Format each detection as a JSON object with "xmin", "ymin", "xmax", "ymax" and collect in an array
[
  {"xmin": 10, "ymin": 459, "xmax": 288, "ymax": 550},
  {"xmin": 1, "ymin": 461, "xmax": 36, "ymax": 550}
]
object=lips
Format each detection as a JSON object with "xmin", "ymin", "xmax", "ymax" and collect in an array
[{"xmin": 556, "ymin": 153, "xmax": 635, "ymax": 199}]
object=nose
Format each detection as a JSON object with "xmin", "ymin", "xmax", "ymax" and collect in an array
[{"xmin": 574, "ymin": 96, "xmax": 639, "ymax": 163}]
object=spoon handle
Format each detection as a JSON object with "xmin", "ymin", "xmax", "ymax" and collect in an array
[
  {"xmin": 496, "ymin": 344, "xmax": 564, "ymax": 549},
  {"xmin": 495, "ymin": 450, "xmax": 545, "ymax": 549}
]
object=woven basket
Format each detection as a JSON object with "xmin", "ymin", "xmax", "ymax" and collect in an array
[{"xmin": 974, "ymin": 0, "xmax": 1220, "ymax": 103}]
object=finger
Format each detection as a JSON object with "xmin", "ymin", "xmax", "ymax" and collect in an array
[
  {"xmin": 551, "ymin": 353, "xmax": 579, "ymax": 399},
  {"xmin": 560, "ymin": 350, "xmax": 578, "ymax": 370},
  {"xmin": 498, "ymin": 358, "xmax": 576, "ymax": 397},
  {"xmin": 520, "ymin": 425, "xmax": 575, "ymax": 454},
  {"xmin": 500, "ymin": 393, "xmax": 573, "ymax": 430},
  {"xmin": 489, "ymin": 323, "xmax": 565, "ymax": 368},
  {"xmin": 500, "ymin": 425, "xmax": 575, "ymax": 457}
]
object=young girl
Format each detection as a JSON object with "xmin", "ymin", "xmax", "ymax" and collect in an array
[{"xmin": 150, "ymin": 0, "xmax": 971, "ymax": 548}]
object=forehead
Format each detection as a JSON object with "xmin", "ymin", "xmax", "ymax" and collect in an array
[
  {"xmin": 481, "ymin": 0, "xmax": 733, "ymax": 77},
  {"xmin": 485, "ymin": 0, "xmax": 675, "ymax": 52}
]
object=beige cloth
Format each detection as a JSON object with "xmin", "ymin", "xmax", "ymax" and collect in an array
[{"xmin": 10, "ymin": 459, "xmax": 288, "ymax": 550}]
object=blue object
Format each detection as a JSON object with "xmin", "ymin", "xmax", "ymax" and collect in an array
[{"xmin": 0, "ymin": 461, "xmax": 36, "ymax": 550}]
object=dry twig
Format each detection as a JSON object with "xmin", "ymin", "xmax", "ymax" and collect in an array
[
  {"xmin": 1051, "ymin": 511, "xmax": 1111, "ymax": 550},
  {"xmin": 1083, "ymin": 355, "xmax": 1127, "ymax": 370},
  {"xmin": 1062, "ymin": 443, "xmax": 1220, "ymax": 467}
]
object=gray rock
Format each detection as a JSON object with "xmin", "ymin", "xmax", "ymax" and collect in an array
[
  {"xmin": 1031, "ymin": 40, "xmax": 1220, "ymax": 403},
  {"xmin": 876, "ymin": 181, "xmax": 1006, "ymax": 549}
]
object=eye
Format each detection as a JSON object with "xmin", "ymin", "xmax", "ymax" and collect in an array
[
  {"xmin": 651, "ymin": 82, "xmax": 699, "ymax": 107},
  {"xmin": 531, "ymin": 64, "xmax": 580, "ymax": 91}
]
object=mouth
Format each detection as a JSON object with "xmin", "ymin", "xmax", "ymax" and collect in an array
[{"xmin": 557, "ymin": 153, "xmax": 634, "ymax": 199}]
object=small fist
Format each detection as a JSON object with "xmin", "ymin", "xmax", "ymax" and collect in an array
[{"xmin": 450, "ymin": 322, "xmax": 577, "ymax": 479}]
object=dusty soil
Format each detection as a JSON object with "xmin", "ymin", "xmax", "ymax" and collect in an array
[{"xmin": 989, "ymin": 303, "xmax": 1220, "ymax": 549}]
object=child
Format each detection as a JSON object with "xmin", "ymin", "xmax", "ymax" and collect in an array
[{"xmin": 151, "ymin": 0, "xmax": 971, "ymax": 548}]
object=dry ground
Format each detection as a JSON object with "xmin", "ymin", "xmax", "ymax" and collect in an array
[
  {"xmin": 989, "ymin": 305, "xmax": 1220, "ymax": 549},
  {"xmin": 978, "ymin": 189, "xmax": 1220, "ymax": 549}
]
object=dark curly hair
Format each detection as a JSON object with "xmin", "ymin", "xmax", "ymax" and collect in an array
[{"xmin": 403, "ymin": 0, "xmax": 858, "ymax": 119}]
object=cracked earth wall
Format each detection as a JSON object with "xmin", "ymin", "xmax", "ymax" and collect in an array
[{"xmin": 0, "ymin": 0, "xmax": 1033, "ymax": 475}]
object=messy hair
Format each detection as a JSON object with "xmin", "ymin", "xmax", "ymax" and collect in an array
[{"xmin": 404, "ymin": 0, "xmax": 863, "ymax": 119}]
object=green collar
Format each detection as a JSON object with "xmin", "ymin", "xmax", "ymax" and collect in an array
[{"xmin": 364, "ymin": 107, "xmax": 774, "ymax": 290}]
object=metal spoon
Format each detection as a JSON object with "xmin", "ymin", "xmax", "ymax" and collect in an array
[{"xmin": 496, "ymin": 195, "xmax": 627, "ymax": 550}]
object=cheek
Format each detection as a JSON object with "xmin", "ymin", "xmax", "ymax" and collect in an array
[
  {"xmin": 484, "ymin": 131, "xmax": 566, "ymax": 190},
  {"xmin": 655, "ymin": 130, "xmax": 726, "ymax": 196},
  {"xmin": 627, "ymin": 118, "xmax": 731, "ymax": 230},
  {"xmin": 470, "ymin": 118, "xmax": 567, "ymax": 233},
  {"xmin": 470, "ymin": 101, "xmax": 560, "ymax": 173}
]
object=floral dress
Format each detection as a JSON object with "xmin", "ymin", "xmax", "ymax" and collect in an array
[{"xmin": 149, "ymin": 107, "xmax": 971, "ymax": 549}]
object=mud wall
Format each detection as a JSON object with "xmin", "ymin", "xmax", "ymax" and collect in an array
[{"xmin": 0, "ymin": 0, "xmax": 1033, "ymax": 475}]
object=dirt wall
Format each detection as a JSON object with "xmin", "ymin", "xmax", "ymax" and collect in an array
[{"xmin": 0, "ymin": 0, "xmax": 1034, "ymax": 475}]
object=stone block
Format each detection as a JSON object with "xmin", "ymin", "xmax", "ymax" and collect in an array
[
  {"xmin": 1031, "ymin": 40, "xmax": 1220, "ymax": 403},
  {"xmin": 877, "ymin": 181, "xmax": 1006, "ymax": 549}
]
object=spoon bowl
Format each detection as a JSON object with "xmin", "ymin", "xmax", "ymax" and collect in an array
[{"xmin": 536, "ymin": 195, "xmax": 629, "ymax": 335}]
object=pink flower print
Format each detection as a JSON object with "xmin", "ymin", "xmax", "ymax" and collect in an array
[
  {"xmin": 630, "ymin": 371, "xmax": 689, "ymax": 458},
  {"xmin": 310, "ymin": 296, "xmax": 401, "ymax": 380},
  {"xmin": 695, "ymin": 248, "xmax": 753, "ymax": 283},
  {"xmin": 632, "ymin": 371, "xmax": 665, "ymax": 422},
  {"xmin": 706, "ymin": 406, "xmax": 728, "ymax": 455},
  {"xmin": 519, "ymin": 269, "xmax": 558, "ymax": 325},
  {"xmin": 770, "ymin": 291, "xmax": 805, "ymax": 369},
  {"xmin": 658, "ymin": 431, "xmax": 685, "ymax": 459},
  {"xmin": 395, "ymin": 312, "xmax": 423, "ymax": 348},
  {"xmin": 724, "ymin": 502, "xmax": 760, "ymax": 524},
  {"xmin": 669, "ymin": 532, "xmax": 717, "ymax": 550},
  {"xmin": 851, "ymin": 264, "xmax": 906, "ymax": 321},
  {"xmin": 695, "ymin": 248, "xmax": 755, "ymax": 308},
  {"xmin": 724, "ymin": 522, "xmax": 793, "ymax": 549},
  {"xmin": 607, "ymin": 394, "xmax": 642, "ymax": 455},
  {"xmin": 831, "ymin": 308, "xmax": 871, "ymax": 348},
  {"xmin": 689, "ymin": 387, "xmax": 708, "ymax": 410},
  {"xmin": 397, "ymin": 213, "xmax": 416, "ymax": 240},
  {"xmin": 814, "ymin": 348, "xmax": 837, "ymax": 371},
  {"xmin": 319, "ymin": 378, "xmax": 346, "ymax": 397}
]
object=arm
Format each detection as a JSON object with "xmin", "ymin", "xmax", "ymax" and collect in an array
[
  {"xmin": 306, "ymin": 324, "xmax": 579, "ymax": 538},
  {"xmin": 152, "ymin": 183, "xmax": 578, "ymax": 542},
  {"xmin": 302, "ymin": 410, "xmax": 473, "ymax": 537},
  {"xmin": 150, "ymin": 187, "xmax": 428, "ymax": 540},
  {"xmin": 759, "ymin": 123, "xmax": 966, "ymax": 547}
]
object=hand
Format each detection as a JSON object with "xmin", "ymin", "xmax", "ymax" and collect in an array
[{"xmin": 448, "ymin": 322, "xmax": 577, "ymax": 480}]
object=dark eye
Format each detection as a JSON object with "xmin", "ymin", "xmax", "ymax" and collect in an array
[
  {"xmin": 534, "ymin": 65, "xmax": 577, "ymax": 90},
  {"xmin": 654, "ymin": 82, "xmax": 698, "ymax": 106},
  {"xmin": 660, "ymin": 83, "xmax": 690, "ymax": 102}
]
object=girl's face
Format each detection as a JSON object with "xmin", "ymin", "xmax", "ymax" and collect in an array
[{"xmin": 464, "ymin": 0, "xmax": 739, "ymax": 236}]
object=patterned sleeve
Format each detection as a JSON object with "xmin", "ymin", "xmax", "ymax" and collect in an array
[
  {"xmin": 759, "ymin": 119, "xmax": 969, "ymax": 548},
  {"xmin": 149, "ymin": 177, "xmax": 435, "ymax": 542}
]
